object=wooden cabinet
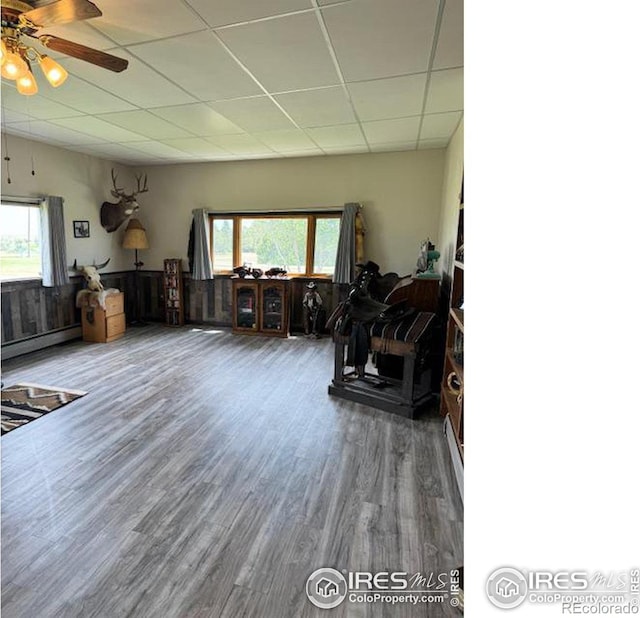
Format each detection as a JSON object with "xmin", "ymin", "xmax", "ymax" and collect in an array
[
  {"xmin": 164, "ymin": 259, "xmax": 184, "ymax": 327},
  {"xmin": 440, "ymin": 202, "xmax": 464, "ymax": 499},
  {"xmin": 82, "ymin": 292, "xmax": 126, "ymax": 343},
  {"xmin": 232, "ymin": 278, "xmax": 290, "ymax": 337}
]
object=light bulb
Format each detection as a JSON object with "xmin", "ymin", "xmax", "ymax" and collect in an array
[
  {"xmin": 16, "ymin": 69, "xmax": 38, "ymax": 95},
  {"xmin": 1, "ymin": 50, "xmax": 28, "ymax": 80},
  {"xmin": 39, "ymin": 55, "xmax": 68, "ymax": 87}
]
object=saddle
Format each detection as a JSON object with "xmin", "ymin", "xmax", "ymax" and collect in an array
[{"xmin": 333, "ymin": 262, "xmax": 415, "ymax": 337}]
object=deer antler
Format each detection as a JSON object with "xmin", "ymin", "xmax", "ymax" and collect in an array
[
  {"xmin": 134, "ymin": 173, "xmax": 149, "ymax": 195},
  {"xmin": 111, "ymin": 168, "xmax": 125, "ymax": 199}
]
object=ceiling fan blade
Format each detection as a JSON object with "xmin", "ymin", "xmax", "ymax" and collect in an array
[
  {"xmin": 22, "ymin": 0, "xmax": 102, "ymax": 29},
  {"xmin": 39, "ymin": 35, "xmax": 128, "ymax": 72}
]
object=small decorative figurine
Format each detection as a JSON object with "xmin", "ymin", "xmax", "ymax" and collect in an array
[
  {"xmin": 416, "ymin": 239, "xmax": 441, "ymax": 277},
  {"xmin": 302, "ymin": 282, "xmax": 323, "ymax": 338}
]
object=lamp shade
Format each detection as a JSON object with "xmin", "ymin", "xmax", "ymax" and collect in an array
[{"xmin": 122, "ymin": 218, "xmax": 149, "ymax": 250}]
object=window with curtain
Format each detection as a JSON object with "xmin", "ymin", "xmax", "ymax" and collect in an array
[
  {"xmin": 0, "ymin": 201, "xmax": 43, "ymax": 281},
  {"xmin": 209, "ymin": 212, "xmax": 341, "ymax": 276}
]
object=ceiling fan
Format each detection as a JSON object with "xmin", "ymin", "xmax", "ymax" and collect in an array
[{"xmin": 1, "ymin": 0, "xmax": 128, "ymax": 94}]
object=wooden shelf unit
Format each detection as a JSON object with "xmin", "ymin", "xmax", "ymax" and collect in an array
[
  {"xmin": 232, "ymin": 278, "xmax": 290, "ymax": 338},
  {"xmin": 163, "ymin": 259, "xmax": 184, "ymax": 327},
  {"xmin": 440, "ymin": 200, "xmax": 464, "ymax": 499}
]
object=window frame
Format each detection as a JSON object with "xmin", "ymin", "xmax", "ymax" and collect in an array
[
  {"xmin": 0, "ymin": 199, "xmax": 43, "ymax": 282},
  {"xmin": 208, "ymin": 211, "xmax": 342, "ymax": 277}
]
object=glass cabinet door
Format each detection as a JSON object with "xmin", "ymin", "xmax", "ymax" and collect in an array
[
  {"xmin": 262, "ymin": 285, "xmax": 283, "ymax": 331},
  {"xmin": 236, "ymin": 285, "xmax": 257, "ymax": 329}
]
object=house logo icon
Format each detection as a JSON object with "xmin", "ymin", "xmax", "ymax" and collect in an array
[
  {"xmin": 306, "ymin": 568, "xmax": 348, "ymax": 609},
  {"xmin": 486, "ymin": 567, "xmax": 528, "ymax": 609}
]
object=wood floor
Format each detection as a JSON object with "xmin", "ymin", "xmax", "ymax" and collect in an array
[{"xmin": 1, "ymin": 325, "xmax": 463, "ymax": 617}]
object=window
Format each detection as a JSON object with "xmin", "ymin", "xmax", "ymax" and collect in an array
[
  {"xmin": 209, "ymin": 212, "xmax": 341, "ymax": 276},
  {"xmin": 0, "ymin": 202, "xmax": 42, "ymax": 280}
]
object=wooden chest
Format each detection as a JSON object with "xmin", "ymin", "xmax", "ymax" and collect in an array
[{"xmin": 81, "ymin": 292, "xmax": 126, "ymax": 343}]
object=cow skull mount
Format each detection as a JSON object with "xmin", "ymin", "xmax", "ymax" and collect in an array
[
  {"xmin": 69, "ymin": 258, "xmax": 111, "ymax": 292},
  {"xmin": 100, "ymin": 169, "xmax": 149, "ymax": 233}
]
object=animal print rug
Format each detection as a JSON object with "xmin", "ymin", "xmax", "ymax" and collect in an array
[{"xmin": 1, "ymin": 383, "xmax": 87, "ymax": 435}]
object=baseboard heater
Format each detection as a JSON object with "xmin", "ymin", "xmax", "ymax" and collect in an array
[
  {"xmin": 1, "ymin": 325, "xmax": 82, "ymax": 360},
  {"xmin": 444, "ymin": 415, "xmax": 464, "ymax": 503}
]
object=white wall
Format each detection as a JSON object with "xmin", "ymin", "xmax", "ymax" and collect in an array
[
  {"xmin": 0, "ymin": 134, "xmax": 447, "ymax": 277},
  {"xmin": 0, "ymin": 133, "xmax": 135, "ymax": 272},
  {"xmin": 133, "ymin": 149, "xmax": 445, "ymax": 275},
  {"xmin": 437, "ymin": 117, "xmax": 464, "ymax": 276}
]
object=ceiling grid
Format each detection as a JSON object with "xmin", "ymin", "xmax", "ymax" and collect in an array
[{"xmin": 1, "ymin": 0, "xmax": 463, "ymax": 164}]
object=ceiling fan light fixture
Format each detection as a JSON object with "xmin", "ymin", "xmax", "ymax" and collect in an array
[
  {"xmin": 0, "ymin": 48, "xmax": 28, "ymax": 80},
  {"xmin": 1, "ymin": 38, "xmax": 8, "ymax": 66},
  {"xmin": 39, "ymin": 54, "xmax": 68, "ymax": 87},
  {"xmin": 16, "ymin": 64, "xmax": 38, "ymax": 95}
]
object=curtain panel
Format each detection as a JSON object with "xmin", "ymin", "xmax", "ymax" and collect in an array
[
  {"xmin": 191, "ymin": 208, "xmax": 213, "ymax": 280},
  {"xmin": 332, "ymin": 202, "xmax": 360, "ymax": 284},
  {"xmin": 40, "ymin": 196, "xmax": 69, "ymax": 287}
]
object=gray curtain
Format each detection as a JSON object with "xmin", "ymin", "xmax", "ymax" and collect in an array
[
  {"xmin": 333, "ymin": 202, "xmax": 359, "ymax": 283},
  {"xmin": 40, "ymin": 196, "xmax": 69, "ymax": 287},
  {"xmin": 192, "ymin": 208, "xmax": 213, "ymax": 280}
]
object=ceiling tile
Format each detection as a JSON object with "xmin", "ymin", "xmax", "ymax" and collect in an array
[
  {"xmin": 29, "ymin": 80, "xmax": 132, "ymax": 115},
  {"xmin": 186, "ymin": 0, "xmax": 311, "ymax": 28},
  {"xmin": 321, "ymin": 146, "xmax": 369, "ymax": 155},
  {"xmin": 1, "ymin": 85, "xmax": 83, "ymax": 120},
  {"xmin": 35, "ymin": 22, "xmax": 119, "ymax": 52},
  {"xmin": 252, "ymin": 129, "xmax": 317, "ymax": 151},
  {"xmin": 274, "ymin": 87, "xmax": 355, "ymax": 128},
  {"xmin": 0, "ymin": 109, "xmax": 32, "ymax": 124},
  {"xmin": 91, "ymin": 0, "xmax": 208, "ymax": 46},
  {"xmin": 151, "ymin": 104, "xmax": 245, "ymax": 136},
  {"xmin": 49, "ymin": 117, "xmax": 149, "ymax": 143},
  {"xmin": 63, "ymin": 52, "xmax": 196, "ymax": 108},
  {"xmin": 418, "ymin": 139, "xmax": 449, "ymax": 149},
  {"xmin": 208, "ymin": 97, "xmax": 295, "ymax": 132},
  {"xmin": 160, "ymin": 138, "xmax": 231, "ymax": 156},
  {"xmin": 432, "ymin": 0, "xmax": 464, "ymax": 70},
  {"xmin": 361, "ymin": 116, "xmax": 421, "ymax": 144},
  {"xmin": 283, "ymin": 149, "xmax": 324, "ymax": 158},
  {"xmin": 125, "ymin": 141, "xmax": 197, "ymax": 159},
  {"xmin": 7, "ymin": 120, "xmax": 107, "ymax": 146},
  {"xmin": 322, "ymin": 0, "xmax": 438, "ymax": 81},
  {"xmin": 369, "ymin": 142, "xmax": 418, "ymax": 153},
  {"xmin": 420, "ymin": 111, "xmax": 462, "ymax": 139},
  {"xmin": 96, "ymin": 111, "xmax": 192, "ymax": 140},
  {"xmin": 424, "ymin": 68, "xmax": 463, "ymax": 113},
  {"xmin": 306, "ymin": 124, "xmax": 366, "ymax": 148},
  {"xmin": 130, "ymin": 31, "xmax": 263, "ymax": 101},
  {"xmin": 208, "ymin": 134, "xmax": 275, "ymax": 155},
  {"xmin": 2, "ymin": 127, "xmax": 67, "ymax": 149},
  {"xmin": 348, "ymin": 73, "xmax": 427, "ymax": 122},
  {"xmin": 71, "ymin": 143, "xmax": 165, "ymax": 163},
  {"xmin": 216, "ymin": 13, "xmax": 339, "ymax": 91}
]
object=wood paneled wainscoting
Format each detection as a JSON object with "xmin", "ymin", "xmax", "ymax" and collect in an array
[
  {"xmin": 139, "ymin": 273, "xmax": 341, "ymax": 333},
  {"xmin": 1, "ymin": 273, "xmax": 132, "ymax": 360},
  {"xmin": 1, "ymin": 273, "xmax": 342, "ymax": 358}
]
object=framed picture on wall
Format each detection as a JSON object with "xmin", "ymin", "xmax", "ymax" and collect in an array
[{"xmin": 73, "ymin": 220, "xmax": 90, "ymax": 238}]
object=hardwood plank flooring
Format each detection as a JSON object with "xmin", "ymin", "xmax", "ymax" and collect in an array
[{"xmin": 1, "ymin": 325, "xmax": 463, "ymax": 617}]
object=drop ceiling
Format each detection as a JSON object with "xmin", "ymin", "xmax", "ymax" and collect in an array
[{"xmin": 0, "ymin": 0, "xmax": 463, "ymax": 165}]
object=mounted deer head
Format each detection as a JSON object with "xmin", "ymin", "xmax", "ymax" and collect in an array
[{"xmin": 100, "ymin": 169, "xmax": 149, "ymax": 233}]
